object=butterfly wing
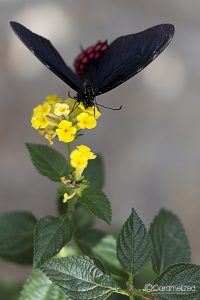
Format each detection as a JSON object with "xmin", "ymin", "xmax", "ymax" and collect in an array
[
  {"xmin": 90, "ymin": 24, "xmax": 175, "ymax": 95},
  {"xmin": 10, "ymin": 22, "xmax": 81, "ymax": 92}
]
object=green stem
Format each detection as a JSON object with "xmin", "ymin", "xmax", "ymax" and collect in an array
[
  {"xmin": 67, "ymin": 143, "xmax": 72, "ymax": 173},
  {"xmin": 135, "ymin": 289, "xmax": 154, "ymax": 299},
  {"xmin": 66, "ymin": 196, "xmax": 77, "ymax": 220},
  {"xmin": 127, "ymin": 274, "xmax": 135, "ymax": 299}
]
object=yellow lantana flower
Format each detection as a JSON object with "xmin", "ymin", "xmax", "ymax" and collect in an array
[
  {"xmin": 65, "ymin": 98, "xmax": 82, "ymax": 118},
  {"xmin": 77, "ymin": 112, "xmax": 97, "ymax": 129},
  {"xmin": 31, "ymin": 113, "xmax": 49, "ymax": 129},
  {"xmin": 70, "ymin": 145, "xmax": 96, "ymax": 180},
  {"xmin": 79, "ymin": 103, "xmax": 101, "ymax": 119},
  {"xmin": 56, "ymin": 120, "xmax": 77, "ymax": 143},
  {"xmin": 45, "ymin": 95, "xmax": 62, "ymax": 105},
  {"xmin": 63, "ymin": 191, "xmax": 76, "ymax": 203},
  {"xmin": 63, "ymin": 193, "xmax": 69, "ymax": 203},
  {"xmin": 70, "ymin": 150, "xmax": 88, "ymax": 169},
  {"xmin": 77, "ymin": 145, "xmax": 96, "ymax": 160},
  {"xmin": 54, "ymin": 103, "xmax": 70, "ymax": 116},
  {"xmin": 33, "ymin": 103, "xmax": 51, "ymax": 116},
  {"xmin": 45, "ymin": 130, "xmax": 56, "ymax": 145}
]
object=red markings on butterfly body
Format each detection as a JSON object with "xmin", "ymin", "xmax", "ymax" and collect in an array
[{"xmin": 74, "ymin": 41, "xmax": 108, "ymax": 77}]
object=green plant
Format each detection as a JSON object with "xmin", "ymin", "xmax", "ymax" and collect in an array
[{"xmin": 0, "ymin": 95, "xmax": 199, "ymax": 300}]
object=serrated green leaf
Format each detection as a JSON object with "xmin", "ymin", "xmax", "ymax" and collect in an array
[
  {"xmin": 77, "ymin": 229, "xmax": 106, "ymax": 250},
  {"xmin": 153, "ymin": 263, "xmax": 200, "ymax": 299},
  {"xmin": 84, "ymin": 155, "xmax": 104, "ymax": 189},
  {"xmin": 41, "ymin": 256, "xmax": 119, "ymax": 300},
  {"xmin": 57, "ymin": 196, "xmax": 69, "ymax": 215},
  {"xmin": 117, "ymin": 208, "xmax": 151, "ymax": 275},
  {"xmin": 108, "ymin": 294, "xmax": 127, "ymax": 300},
  {"xmin": 34, "ymin": 216, "xmax": 73, "ymax": 268},
  {"xmin": 73, "ymin": 202, "xmax": 94, "ymax": 236},
  {"xmin": 77, "ymin": 231, "xmax": 125, "ymax": 277},
  {"xmin": 0, "ymin": 211, "xmax": 37, "ymax": 264},
  {"xmin": 26, "ymin": 143, "xmax": 68, "ymax": 182},
  {"xmin": 93, "ymin": 235, "xmax": 127, "ymax": 278},
  {"xmin": 19, "ymin": 269, "xmax": 69, "ymax": 300},
  {"xmin": 75, "ymin": 229, "xmax": 106, "ymax": 257},
  {"xmin": 80, "ymin": 189, "xmax": 112, "ymax": 224},
  {"xmin": 149, "ymin": 209, "xmax": 191, "ymax": 275}
]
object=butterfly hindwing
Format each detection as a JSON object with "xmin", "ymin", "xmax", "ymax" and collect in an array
[
  {"xmin": 90, "ymin": 24, "xmax": 175, "ymax": 95},
  {"xmin": 10, "ymin": 22, "xmax": 81, "ymax": 92}
]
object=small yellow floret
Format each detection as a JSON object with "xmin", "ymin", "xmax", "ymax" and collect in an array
[
  {"xmin": 33, "ymin": 103, "xmax": 51, "ymax": 116},
  {"xmin": 64, "ymin": 98, "xmax": 82, "ymax": 117},
  {"xmin": 42, "ymin": 103, "xmax": 51, "ymax": 115},
  {"xmin": 54, "ymin": 103, "xmax": 70, "ymax": 116},
  {"xmin": 77, "ymin": 112, "xmax": 97, "ymax": 129},
  {"xmin": 56, "ymin": 120, "xmax": 77, "ymax": 143},
  {"xmin": 45, "ymin": 130, "xmax": 56, "ymax": 145},
  {"xmin": 63, "ymin": 193, "xmax": 69, "ymax": 203},
  {"xmin": 70, "ymin": 150, "xmax": 88, "ymax": 169},
  {"xmin": 31, "ymin": 113, "xmax": 49, "ymax": 129},
  {"xmin": 79, "ymin": 103, "xmax": 101, "ymax": 120},
  {"xmin": 63, "ymin": 191, "xmax": 76, "ymax": 202},
  {"xmin": 33, "ymin": 104, "xmax": 43, "ymax": 115},
  {"xmin": 86, "ymin": 107, "xmax": 101, "ymax": 119},
  {"xmin": 77, "ymin": 145, "xmax": 96, "ymax": 160},
  {"xmin": 45, "ymin": 95, "xmax": 63, "ymax": 105}
]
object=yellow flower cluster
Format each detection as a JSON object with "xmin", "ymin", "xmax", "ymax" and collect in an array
[{"xmin": 31, "ymin": 95, "xmax": 101, "ymax": 144}]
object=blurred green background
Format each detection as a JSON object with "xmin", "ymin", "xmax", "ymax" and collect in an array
[{"xmin": 0, "ymin": 0, "xmax": 200, "ymax": 298}]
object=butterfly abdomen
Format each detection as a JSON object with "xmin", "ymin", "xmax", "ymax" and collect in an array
[{"xmin": 74, "ymin": 41, "xmax": 108, "ymax": 77}]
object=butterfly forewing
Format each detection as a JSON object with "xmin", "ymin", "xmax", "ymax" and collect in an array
[
  {"xmin": 90, "ymin": 24, "xmax": 175, "ymax": 95},
  {"xmin": 10, "ymin": 22, "xmax": 81, "ymax": 92}
]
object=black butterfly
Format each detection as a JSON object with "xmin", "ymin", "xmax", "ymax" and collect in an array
[{"xmin": 10, "ymin": 22, "xmax": 175, "ymax": 110}]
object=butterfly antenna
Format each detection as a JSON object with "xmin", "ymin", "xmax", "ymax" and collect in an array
[
  {"xmin": 68, "ymin": 91, "xmax": 76, "ymax": 99},
  {"xmin": 80, "ymin": 44, "xmax": 84, "ymax": 52},
  {"xmin": 96, "ymin": 103, "xmax": 122, "ymax": 111},
  {"xmin": 68, "ymin": 100, "xmax": 80, "ymax": 116},
  {"xmin": 94, "ymin": 99, "xmax": 101, "ymax": 116}
]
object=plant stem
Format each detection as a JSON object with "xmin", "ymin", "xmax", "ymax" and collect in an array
[
  {"xmin": 135, "ymin": 289, "xmax": 154, "ymax": 299},
  {"xmin": 67, "ymin": 143, "xmax": 72, "ymax": 172},
  {"xmin": 66, "ymin": 196, "xmax": 77, "ymax": 220},
  {"xmin": 127, "ymin": 274, "xmax": 135, "ymax": 299}
]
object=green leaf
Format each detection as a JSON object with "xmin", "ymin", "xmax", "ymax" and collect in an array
[
  {"xmin": 77, "ymin": 231, "xmax": 125, "ymax": 277},
  {"xmin": 41, "ymin": 256, "xmax": 118, "ymax": 300},
  {"xmin": 117, "ymin": 208, "xmax": 151, "ymax": 275},
  {"xmin": 0, "ymin": 211, "xmax": 37, "ymax": 264},
  {"xmin": 26, "ymin": 143, "xmax": 68, "ymax": 182},
  {"xmin": 149, "ymin": 209, "xmax": 191, "ymax": 274},
  {"xmin": 92, "ymin": 235, "xmax": 127, "ymax": 278},
  {"xmin": 34, "ymin": 215, "xmax": 73, "ymax": 268},
  {"xmin": 77, "ymin": 229, "xmax": 106, "ymax": 249},
  {"xmin": 75, "ymin": 229, "xmax": 106, "ymax": 257},
  {"xmin": 153, "ymin": 263, "xmax": 200, "ymax": 299},
  {"xmin": 73, "ymin": 202, "xmax": 94, "ymax": 236},
  {"xmin": 57, "ymin": 196, "xmax": 69, "ymax": 215},
  {"xmin": 19, "ymin": 269, "xmax": 69, "ymax": 300},
  {"xmin": 108, "ymin": 294, "xmax": 127, "ymax": 300},
  {"xmin": 84, "ymin": 155, "xmax": 104, "ymax": 189},
  {"xmin": 0, "ymin": 281, "xmax": 22, "ymax": 300},
  {"xmin": 80, "ymin": 189, "xmax": 112, "ymax": 224}
]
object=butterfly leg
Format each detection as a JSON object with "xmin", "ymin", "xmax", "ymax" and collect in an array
[{"xmin": 95, "ymin": 102, "xmax": 122, "ymax": 111}]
